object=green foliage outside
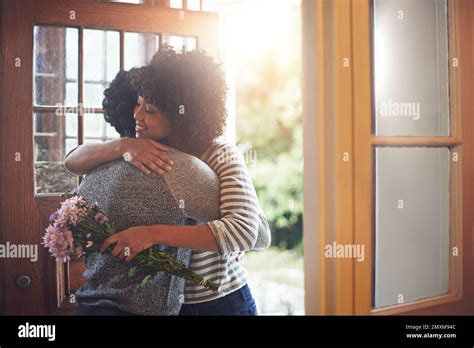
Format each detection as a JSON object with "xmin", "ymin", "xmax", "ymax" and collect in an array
[{"xmin": 235, "ymin": 0, "xmax": 303, "ymax": 254}]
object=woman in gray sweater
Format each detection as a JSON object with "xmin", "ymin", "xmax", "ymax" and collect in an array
[{"xmin": 65, "ymin": 45, "xmax": 271, "ymax": 315}]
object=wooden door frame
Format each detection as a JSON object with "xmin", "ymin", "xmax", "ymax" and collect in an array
[
  {"xmin": 304, "ymin": 0, "xmax": 357, "ymax": 316},
  {"xmin": 304, "ymin": 0, "xmax": 473, "ymax": 315},
  {"xmin": 0, "ymin": 0, "xmax": 219, "ymax": 315}
]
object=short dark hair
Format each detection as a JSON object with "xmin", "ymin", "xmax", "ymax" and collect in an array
[{"xmin": 102, "ymin": 68, "xmax": 141, "ymax": 138}]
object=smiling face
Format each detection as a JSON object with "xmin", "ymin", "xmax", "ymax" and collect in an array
[{"xmin": 133, "ymin": 95, "xmax": 172, "ymax": 141}]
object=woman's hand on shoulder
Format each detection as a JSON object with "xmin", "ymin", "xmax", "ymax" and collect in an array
[{"xmin": 121, "ymin": 138, "xmax": 174, "ymax": 175}]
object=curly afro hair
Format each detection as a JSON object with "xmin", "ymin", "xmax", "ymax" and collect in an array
[
  {"xmin": 138, "ymin": 44, "xmax": 228, "ymax": 157},
  {"xmin": 102, "ymin": 68, "xmax": 141, "ymax": 138}
]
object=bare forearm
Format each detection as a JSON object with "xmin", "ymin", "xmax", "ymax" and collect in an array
[
  {"xmin": 64, "ymin": 138, "xmax": 126, "ymax": 175},
  {"xmin": 149, "ymin": 224, "xmax": 220, "ymax": 253}
]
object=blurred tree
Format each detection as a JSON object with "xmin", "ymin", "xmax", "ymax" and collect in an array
[{"xmin": 235, "ymin": 0, "xmax": 302, "ymax": 251}]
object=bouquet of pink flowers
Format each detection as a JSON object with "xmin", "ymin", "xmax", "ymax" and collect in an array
[{"xmin": 42, "ymin": 192, "xmax": 218, "ymax": 291}]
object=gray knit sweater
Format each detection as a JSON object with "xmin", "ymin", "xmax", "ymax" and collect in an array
[{"xmin": 75, "ymin": 149, "xmax": 220, "ymax": 315}]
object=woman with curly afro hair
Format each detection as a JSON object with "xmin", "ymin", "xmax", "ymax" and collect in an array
[{"xmin": 65, "ymin": 45, "xmax": 271, "ymax": 315}]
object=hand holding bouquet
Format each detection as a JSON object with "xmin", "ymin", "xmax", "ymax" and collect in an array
[{"xmin": 42, "ymin": 192, "xmax": 218, "ymax": 291}]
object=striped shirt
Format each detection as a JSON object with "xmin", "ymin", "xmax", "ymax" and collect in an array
[{"xmin": 184, "ymin": 141, "xmax": 271, "ymax": 304}]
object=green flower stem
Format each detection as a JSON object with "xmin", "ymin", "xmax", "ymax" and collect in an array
[{"xmin": 134, "ymin": 249, "xmax": 219, "ymax": 292}]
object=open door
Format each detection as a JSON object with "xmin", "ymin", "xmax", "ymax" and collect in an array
[
  {"xmin": 308, "ymin": 0, "xmax": 474, "ymax": 315},
  {"xmin": 0, "ymin": 0, "xmax": 219, "ymax": 315},
  {"xmin": 353, "ymin": 0, "xmax": 473, "ymax": 316}
]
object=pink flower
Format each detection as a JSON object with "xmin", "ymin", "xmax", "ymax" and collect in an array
[
  {"xmin": 42, "ymin": 224, "xmax": 70, "ymax": 263},
  {"xmin": 49, "ymin": 211, "xmax": 59, "ymax": 222},
  {"xmin": 57, "ymin": 196, "xmax": 88, "ymax": 226}
]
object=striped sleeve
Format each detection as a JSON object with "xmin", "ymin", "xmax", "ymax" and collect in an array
[
  {"xmin": 205, "ymin": 143, "xmax": 262, "ymax": 255},
  {"xmin": 254, "ymin": 206, "xmax": 271, "ymax": 249}
]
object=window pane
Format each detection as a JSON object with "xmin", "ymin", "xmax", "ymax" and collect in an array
[
  {"xmin": 84, "ymin": 29, "xmax": 120, "ymax": 107},
  {"xmin": 187, "ymin": 0, "xmax": 201, "ymax": 11},
  {"xmin": 106, "ymin": 31, "xmax": 121, "ymax": 81},
  {"xmin": 65, "ymin": 82, "xmax": 78, "ymax": 106},
  {"xmin": 163, "ymin": 35, "xmax": 197, "ymax": 53},
  {"xmin": 201, "ymin": 0, "xmax": 220, "ymax": 12},
  {"xmin": 373, "ymin": 0, "xmax": 449, "ymax": 136},
  {"xmin": 106, "ymin": 122, "xmax": 121, "ymax": 139},
  {"xmin": 33, "ymin": 113, "xmax": 78, "ymax": 194},
  {"xmin": 65, "ymin": 114, "xmax": 78, "ymax": 138},
  {"xmin": 374, "ymin": 147, "xmax": 450, "ymax": 308},
  {"xmin": 104, "ymin": 0, "xmax": 143, "ymax": 3},
  {"xmin": 84, "ymin": 29, "xmax": 104, "ymax": 82},
  {"xmin": 65, "ymin": 138, "xmax": 77, "ymax": 156},
  {"xmin": 83, "ymin": 138, "xmax": 103, "ymax": 145},
  {"xmin": 34, "ymin": 26, "xmax": 78, "ymax": 106},
  {"xmin": 124, "ymin": 32, "xmax": 160, "ymax": 70},
  {"xmin": 84, "ymin": 83, "xmax": 105, "ymax": 109},
  {"xmin": 184, "ymin": 37, "xmax": 197, "ymax": 51},
  {"xmin": 84, "ymin": 113, "xmax": 105, "ymax": 139},
  {"xmin": 170, "ymin": 0, "xmax": 183, "ymax": 9}
]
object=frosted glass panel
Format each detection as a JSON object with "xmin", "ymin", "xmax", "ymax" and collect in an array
[
  {"xmin": 374, "ymin": 147, "xmax": 450, "ymax": 308},
  {"xmin": 373, "ymin": 0, "xmax": 449, "ymax": 136}
]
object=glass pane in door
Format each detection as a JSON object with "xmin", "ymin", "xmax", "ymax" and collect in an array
[
  {"xmin": 124, "ymin": 32, "xmax": 160, "ymax": 70},
  {"xmin": 83, "ymin": 29, "xmax": 120, "ymax": 108},
  {"xmin": 163, "ymin": 35, "xmax": 197, "ymax": 52},
  {"xmin": 33, "ymin": 113, "xmax": 78, "ymax": 194},
  {"xmin": 374, "ymin": 147, "xmax": 450, "ymax": 308},
  {"xmin": 84, "ymin": 113, "xmax": 120, "ymax": 143},
  {"xmin": 33, "ymin": 26, "xmax": 78, "ymax": 106},
  {"xmin": 373, "ymin": 0, "xmax": 449, "ymax": 136}
]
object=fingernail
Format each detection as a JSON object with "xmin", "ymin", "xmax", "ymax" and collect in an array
[{"xmin": 166, "ymin": 166, "xmax": 172, "ymax": 171}]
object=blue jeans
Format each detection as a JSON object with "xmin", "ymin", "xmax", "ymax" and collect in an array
[{"xmin": 179, "ymin": 284, "xmax": 258, "ymax": 316}]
